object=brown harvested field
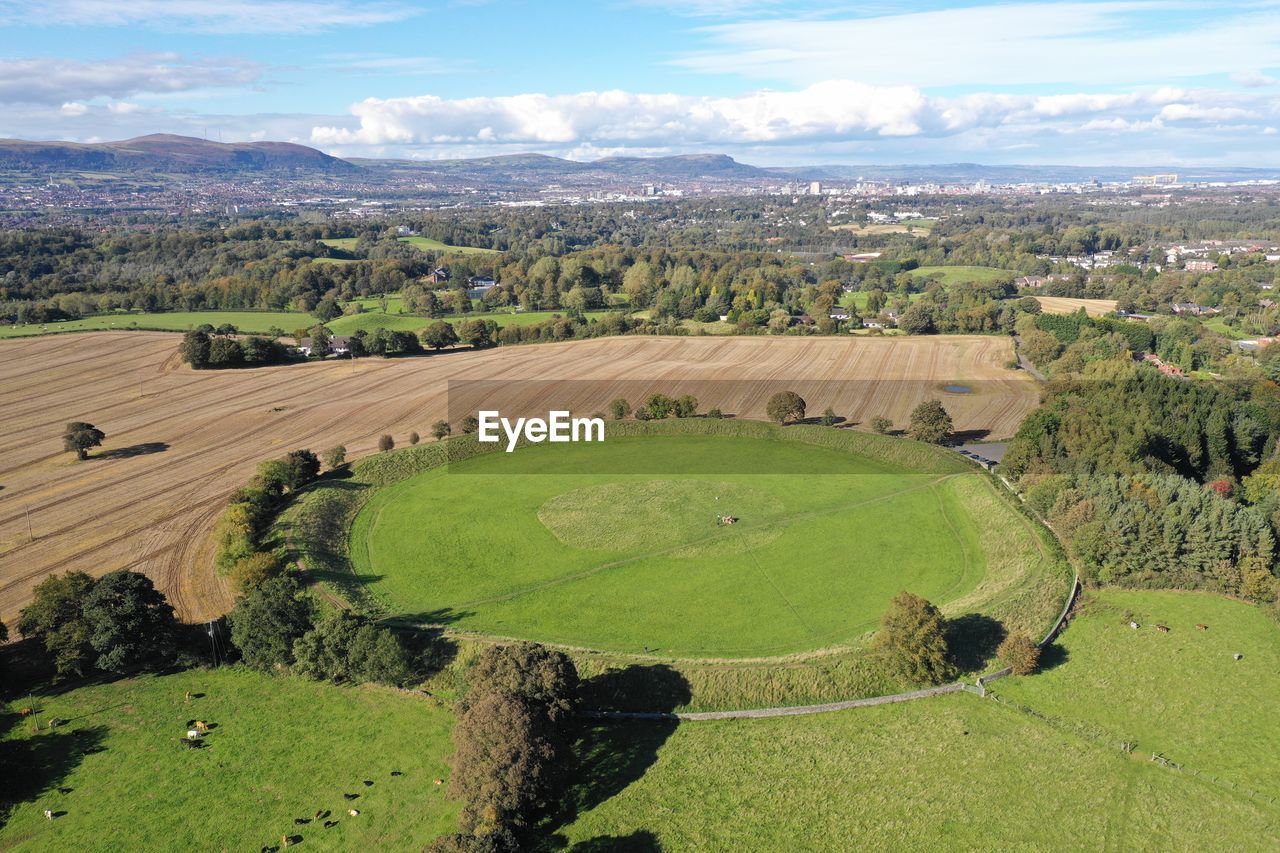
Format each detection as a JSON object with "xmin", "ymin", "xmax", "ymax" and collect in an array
[
  {"xmin": 1034, "ymin": 296, "xmax": 1118, "ymax": 317},
  {"xmin": 0, "ymin": 332, "xmax": 1036, "ymax": 623}
]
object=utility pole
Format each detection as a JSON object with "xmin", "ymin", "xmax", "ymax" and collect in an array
[{"xmin": 26, "ymin": 504, "xmax": 34, "ymax": 541}]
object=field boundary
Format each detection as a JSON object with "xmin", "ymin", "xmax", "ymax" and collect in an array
[{"xmin": 586, "ymin": 683, "xmax": 968, "ymax": 721}]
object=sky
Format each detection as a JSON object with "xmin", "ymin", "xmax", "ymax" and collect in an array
[{"xmin": 2, "ymin": 0, "xmax": 1280, "ymax": 166}]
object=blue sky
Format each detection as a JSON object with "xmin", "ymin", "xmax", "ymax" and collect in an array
[{"xmin": 1, "ymin": 0, "xmax": 1279, "ymax": 165}]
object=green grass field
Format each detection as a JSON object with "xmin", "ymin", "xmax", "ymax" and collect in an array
[
  {"xmin": 911, "ymin": 265, "xmax": 1012, "ymax": 285},
  {"xmin": 320, "ymin": 236, "xmax": 499, "ymax": 256},
  {"xmin": 0, "ymin": 310, "xmax": 314, "ymax": 339},
  {"xmin": 352, "ymin": 432, "xmax": 1021, "ymax": 658},
  {"xmin": 328, "ymin": 309, "xmax": 612, "ymax": 336},
  {"xmin": 557, "ymin": 686, "xmax": 1280, "ymax": 849},
  {"xmin": 0, "ymin": 668, "xmax": 458, "ymax": 851},
  {"xmin": 995, "ymin": 589, "xmax": 1280, "ymax": 799}
]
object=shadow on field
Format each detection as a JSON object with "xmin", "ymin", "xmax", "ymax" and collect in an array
[
  {"xmin": 946, "ymin": 613, "xmax": 1007, "ymax": 673},
  {"xmin": 951, "ymin": 428, "xmax": 992, "ymax": 444},
  {"xmin": 0, "ymin": 708, "xmax": 107, "ymax": 831},
  {"xmin": 565, "ymin": 830, "xmax": 663, "ymax": 852},
  {"xmin": 1036, "ymin": 642, "xmax": 1070, "ymax": 672},
  {"xmin": 544, "ymin": 666, "xmax": 689, "ymax": 847},
  {"xmin": 95, "ymin": 441, "xmax": 169, "ymax": 460}
]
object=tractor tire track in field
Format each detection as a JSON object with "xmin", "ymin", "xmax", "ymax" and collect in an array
[{"xmin": 0, "ymin": 332, "xmax": 1036, "ymax": 623}]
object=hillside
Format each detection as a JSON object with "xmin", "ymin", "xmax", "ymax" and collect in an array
[{"xmin": 0, "ymin": 134, "xmax": 356, "ymax": 173}]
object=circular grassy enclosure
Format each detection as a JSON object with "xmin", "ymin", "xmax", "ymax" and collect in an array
[{"xmin": 348, "ymin": 424, "xmax": 1021, "ymax": 658}]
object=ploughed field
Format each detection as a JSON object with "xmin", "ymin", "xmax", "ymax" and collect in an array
[
  {"xmin": 355, "ymin": 433, "xmax": 983, "ymax": 657},
  {"xmin": 0, "ymin": 332, "xmax": 1035, "ymax": 624},
  {"xmin": 1033, "ymin": 295, "xmax": 1119, "ymax": 317}
]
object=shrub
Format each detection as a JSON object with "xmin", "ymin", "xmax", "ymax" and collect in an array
[
  {"xmin": 323, "ymin": 445, "xmax": 347, "ymax": 470},
  {"xmin": 997, "ymin": 632, "xmax": 1041, "ymax": 676},
  {"xmin": 409, "ymin": 431, "xmax": 421, "ymax": 446},
  {"xmin": 378, "ymin": 434, "xmax": 395, "ymax": 452},
  {"xmin": 433, "ymin": 420, "xmax": 452, "ymax": 440},
  {"xmin": 461, "ymin": 415, "xmax": 480, "ymax": 434},
  {"xmin": 608, "ymin": 398, "xmax": 631, "ymax": 420},
  {"xmin": 706, "ymin": 408, "xmax": 723, "ymax": 419},
  {"xmin": 870, "ymin": 416, "xmax": 893, "ymax": 434},
  {"xmin": 228, "ymin": 552, "xmax": 282, "ymax": 594},
  {"xmin": 874, "ymin": 591, "xmax": 953, "ymax": 685},
  {"xmin": 820, "ymin": 407, "xmax": 839, "ymax": 427}
]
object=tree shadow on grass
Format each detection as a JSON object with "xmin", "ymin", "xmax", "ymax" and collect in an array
[
  {"xmin": 947, "ymin": 613, "xmax": 1007, "ymax": 673},
  {"xmin": 951, "ymin": 428, "xmax": 992, "ymax": 444},
  {"xmin": 1036, "ymin": 642, "xmax": 1070, "ymax": 672},
  {"xmin": 0, "ymin": 708, "xmax": 107, "ymax": 832},
  {"xmin": 565, "ymin": 830, "xmax": 663, "ymax": 852},
  {"xmin": 95, "ymin": 442, "xmax": 169, "ymax": 460},
  {"xmin": 543, "ymin": 666, "xmax": 689, "ymax": 848}
]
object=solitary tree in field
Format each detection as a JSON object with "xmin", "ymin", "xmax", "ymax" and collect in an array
[
  {"xmin": 63, "ymin": 421, "xmax": 105, "ymax": 460},
  {"xmin": 909, "ymin": 400, "xmax": 953, "ymax": 445},
  {"xmin": 674, "ymin": 394, "xmax": 699, "ymax": 419},
  {"xmin": 766, "ymin": 391, "xmax": 806, "ymax": 425},
  {"xmin": 433, "ymin": 420, "xmax": 452, "ymax": 441},
  {"xmin": 461, "ymin": 415, "xmax": 480, "ymax": 434},
  {"xmin": 409, "ymin": 431, "xmax": 421, "ymax": 446},
  {"xmin": 997, "ymin": 632, "xmax": 1041, "ymax": 676},
  {"xmin": 875, "ymin": 591, "xmax": 953, "ymax": 685},
  {"xmin": 871, "ymin": 416, "xmax": 893, "ymax": 435},
  {"xmin": 378, "ymin": 434, "xmax": 395, "ymax": 452}
]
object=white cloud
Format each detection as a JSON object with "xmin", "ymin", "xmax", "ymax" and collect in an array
[
  {"xmin": 0, "ymin": 0, "xmax": 416, "ymax": 34},
  {"xmin": 672, "ymin": 2, "xmax": 1280, "ymax": 88},
  {"xmin": 1232, "ymin": 70, "xmax": 1279, "ymax": 87},
  {"xmin": 304, "ymin": 78, "xmax": 1280, "ymax": 165},
  {"xmin": 0, "ymin": 54, "xmax": 264, "ymax": 105}
]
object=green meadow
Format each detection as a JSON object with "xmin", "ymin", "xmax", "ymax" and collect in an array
[
  {"xmin": 910, "ymin": 265, "xmax": 1013, "ymax": 284},
  {"xmin": 320, "ymin": 236, "xmax": 499, "ymax": 256},
  {"xmin": 0, "ymin": 310, "xmax": 314, "ymax": 339},
  {"xmin": 0, "ymin": 668, "xmax": 458, "ymax": 851},
  {"xmin": 347, "ymin": 427, "xmax": 1059, "ymax": 660}
]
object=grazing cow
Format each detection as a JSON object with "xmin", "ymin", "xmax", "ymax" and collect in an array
[
  {"xmin": 1129, "ymin": 621, "xmax": 1139, "ymax": 630},
  {"xmin": 434, "ymin": 779, "xmax": 444, "ymax": 786},
  {"xmin": 19, "ymin": 707, "xmax": 34, "ymax": 716},
  {"xmin": 1155, "ymin": 624, "xmax": 1170, "ymax": 633},
  {"xmin": 1234, "ymin": 653, "xmax": 1243, "ymax": 660},
  {"xmin": 43, "ymin": 810, "xmax": 53, "ymax": 820},
  {"xmin": 348, "ymin": 809, "xmax": 360, "ymax": 817},
  {"xmin": 315, "ymin": 810, "xmax": 326, "ymax": 819},
  {"xmin": 1196, "ymin": 624, "xmax": 1209, "ymax": 631},
  {"xmin": 343, "ymin": 793, "xmax": 358, "ymax": 801},
  {"xmin": 293, "ymin": 818, "xmax": 309, "ymax": 826},
  {"xmin": 194, "ymin": 721, "xmax": 210, "ymax": 732},
  {"xmin": 324, "ymin": 820, "xmax": 337, "ymax": 829},
  {"xmin": 390, "ymin": 771, "xmax": 402, "ymax": 777},
  {"xmin": 281, "ymin": 835, "xmax": 290, "ymax": 848},
  {"xmin": 363, "ymin": 780, "xmax": 374, "ymax": 787}
]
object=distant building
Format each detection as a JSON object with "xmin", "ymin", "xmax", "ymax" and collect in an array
[
  {"xmin": 298, "ymin": 336, "xmax": 352, "ymax": 357},
  {"xmin": 1184, "ymin": 259, "xmax": 1218, "ymax": 272},
  {"xmin": 1133, "ymin": 174, "xmax": 1178, "ymax": 186},
  {"xmin": 843, "ymin": 252, "xmax": 883, "ymax": 263},
  {"xmin": 829, "ymin": 306, "xmax": 851, "ymax": 320},
  {"xmin": 809, "ymin": 181, "xmax": 823, "ymax": 195},
  {"xmin": 466, "ymin": 276, "xmax": 497, "ymax": 299},
  {"xmin": 426, "ymin": 266, "xmax": 450, "ymax": 284}
]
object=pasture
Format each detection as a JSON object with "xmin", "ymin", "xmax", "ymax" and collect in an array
[
  {"xmin": 994, "ymin": 589, "xmax": 1280, "ymax": 800},
  {"xmin": 1033, "ymin": 296, "xmax": 1118, "ymax": 317},
  {"xmin": 830, "ymin": 219, "xmax": 933, "ymax": 235},
  {"xmin": 0, "ymin": 667, "xmax": 458, "ymax": 851},
  {"xmin": 556, "ymin": 687, "xmax": 1280, "ymax": 849},
  {"xmin": 327, "ymin": 308, "xmax": 611, "ymax": 336},
  {"xmin": 0, "ymin": 310, "xmax": 313, "ymax": 339},
  {"xmin": 320, "ymin": 236, "xmax": 498, "ymax": 256},
  {"xmin": 353, "ymin": 430, "xmax": 983, "ymax": 657},
  {"xmin": 911, "ymin": 265, "xmax": 1012, "ymax": 285},
  {"xmin": 0, "ymin": 333, "xmax": 1036, "ymax": 625}
]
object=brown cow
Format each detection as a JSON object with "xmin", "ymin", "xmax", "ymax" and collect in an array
[
  {"xmin": 19, "ymin": 707, "xmax": 34, "ymax": 716},
  {"xmin": 1155, "ymin": 624, "xmax": 1170, "ymax": 633},
  {"xmin": 1196, "ymin": 624, "xmax": 1209, "ymax": 631},
  {"xmin": 194, "ymin": 721, "xmax": 210, "ymax": 732}
]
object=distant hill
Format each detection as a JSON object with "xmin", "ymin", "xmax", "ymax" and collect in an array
[
  {"xmin": 0, "ymin": 134, "xmax": 356, "ymax": 173},
  {"xmin": 766, "ymin": 162, "xmax": 1280, "ymax": 184},
  {"xmin": 352, "ymin": 151, "xmax": 770, "ymax": 182}
]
